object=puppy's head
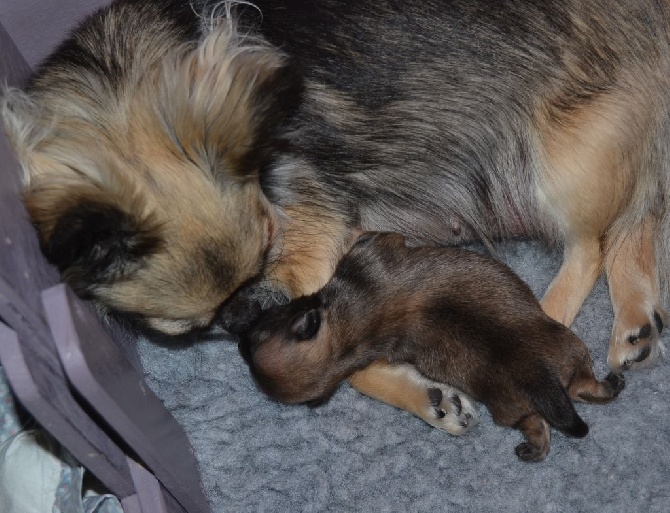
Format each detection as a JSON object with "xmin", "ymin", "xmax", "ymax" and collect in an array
[
  {"xmin": 239, "ymin": 232, "xmax": 404, "ymax": 404},
  {"xmin": 239, "ymin": 293, "xmax": 341, "ymax": 404},
  {"xmin": 1, "ymin": 10, "xmax": 303, "ymax": 334},
  {"xmin": 239, "ymin": 280, "xmax": 382, "ymax": 405}
]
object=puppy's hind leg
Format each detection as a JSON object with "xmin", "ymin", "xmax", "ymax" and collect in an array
[
  {"xmin": 513, "ymin": 414, "xmax": 551, "ymax": 463},
  {"xmin": 568, "ymin": 364, "xmax": 625, "ymax": 404},
  {"xmin": 348, "ymin": 361, "xmax": 477, "ymax": 435}
]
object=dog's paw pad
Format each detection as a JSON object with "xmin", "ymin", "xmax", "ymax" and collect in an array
[
  {"xmin": 609, "ymin": 307, "xmax": 667, "ymax": 371},
  {"xmin": 426, "ymin": 386, "xmax": 477, "ymax": 436},
  {"xmin": 626, "ymin": 323, "xmax": 652, "ymax": 345}
]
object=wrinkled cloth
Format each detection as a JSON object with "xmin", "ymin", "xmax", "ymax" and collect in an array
[{"xmin": 0, "ymin": 369, "xmax": 123, "ymax": 513}]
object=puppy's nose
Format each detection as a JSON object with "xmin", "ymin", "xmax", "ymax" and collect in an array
[{"xmin": 237, "ymin": 335, "xmax": 256, "ymax": 364}]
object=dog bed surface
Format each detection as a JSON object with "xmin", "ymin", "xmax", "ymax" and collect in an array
[{"xmin": 137, "ymin": 241, "xmax": 670, "ymax": 513}]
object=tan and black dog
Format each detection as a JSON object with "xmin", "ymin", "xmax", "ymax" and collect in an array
[
  {"xmin": 240, "ymin": 232, "xmax": 625, "ymax": 462},
  {"xmin": 1, "ymin": 0, "xmax": 668, "ymax": 431}
]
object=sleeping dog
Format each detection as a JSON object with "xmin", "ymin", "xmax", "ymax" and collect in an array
[
  {"xmin": 1, "ymin": 0, "xmax": 667, "ymax": 431},
  {"xmin": 240, "ymin": 232, "xmax": 625, "ymax": 461}
]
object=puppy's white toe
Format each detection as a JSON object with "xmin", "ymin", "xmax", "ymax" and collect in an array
[{"xmin": 426, "ymin": 385, "xmax": 478, "ymax": 436}]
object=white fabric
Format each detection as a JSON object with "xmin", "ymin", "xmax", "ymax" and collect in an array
[{"xmin": 0, "ymin": 430, "xmax": 62, "ymax": 513}]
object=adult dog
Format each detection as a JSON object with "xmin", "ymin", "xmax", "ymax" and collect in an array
[{"xmin": 2, "ymin": 0, "xmax": 669, "ymax": 432}]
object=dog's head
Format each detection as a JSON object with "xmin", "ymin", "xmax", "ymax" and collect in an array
[{"xmin": 1, "ymin": 8, "xmax": 303, "ymax": 334}]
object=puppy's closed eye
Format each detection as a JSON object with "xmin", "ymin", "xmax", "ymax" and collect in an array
[{"xmin": 291, "ymin": 309, "xmax": 321, "ymax": 340}]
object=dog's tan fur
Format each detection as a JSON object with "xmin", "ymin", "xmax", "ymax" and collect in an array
[{"xmin": 2, "ymin": 0, "xmax": 670, "ymax": 429}]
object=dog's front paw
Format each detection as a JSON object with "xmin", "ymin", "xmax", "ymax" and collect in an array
[
  {"xmin": 425, "ymin": 385, "xmax": 477, "ymax": 436},
  {"xmin": 608, "ymin": 307, "xmax": 667, "ymax": 371}
]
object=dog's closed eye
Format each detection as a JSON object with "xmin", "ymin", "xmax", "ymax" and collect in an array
[{"xmin": 291, "ymin": 309, "xmax": 321, "ymax": 341}]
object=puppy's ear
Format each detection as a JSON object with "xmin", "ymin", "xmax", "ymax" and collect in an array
[
  {"xmin": 353, "ymin": 231, "xmax": 381, "ymax": 248},
  {"xmin": 354, "ymin": 231, "xmax": 406, "ymax": 249},
  {"xmin": 303, "ymin": 388, "xmax": 338, "ymax": 408},
  {"xmin": 29, "ymin": 193, "xmax": 162, "ymax": 297},
  {"xmin": 291, "ymin": 309, "xmax": 321, "ymax": 341}
]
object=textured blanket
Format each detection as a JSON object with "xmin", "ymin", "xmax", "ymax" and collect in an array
[{"xmin": 137, "ymin": 240, "xmax": 670, "ymax": 513}]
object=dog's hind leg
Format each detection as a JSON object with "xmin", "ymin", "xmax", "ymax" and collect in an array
[
  {"xmin": 540, "ymin": 238, "xmax": 602, "ymax": 326},
  {"xmin": 536, "ymin": 89, "xmax": 649, "ymax": 328},
  {"xmin": 348, "ymin": 361, "xmax": 477, "ymax": 435},
  {"xmin": 604, "ymin": 218, "xmax": 668, "ymax": 371}
]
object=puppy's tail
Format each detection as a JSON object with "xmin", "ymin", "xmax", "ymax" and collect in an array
[{"xmin": 526, "ymin": 368, "xmax": 589, "ymax": 438}]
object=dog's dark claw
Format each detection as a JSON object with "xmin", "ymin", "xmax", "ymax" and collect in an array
[
  {"xmin": 638, "ymin": 323, "xmax": 652, "ymax": 339},
  {"xmin": 428, "ymin": 387, "xmax": 443, "ymax": 408},
  {"xmin": 654, "ymin": 311, "xmax": 664, "ymax": 334},
  {"xmin": 452, "ymin": 394, "xmax": 463, "ymax": 415},
  {"xmin": 622, "ymin": 346, "xmax": 653, "ymax": 370},
  {"xmin": 633, "ymin": 346, "xmax": 652, "ymax": 363},
  {"xmin": 628, "ymin": 323, "xmax": 653, "ymax": 345}
]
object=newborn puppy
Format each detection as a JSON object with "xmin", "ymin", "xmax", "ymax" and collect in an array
[{"xmin": 240, "ymin": 232, "xmax": 625, "ymax": 462}]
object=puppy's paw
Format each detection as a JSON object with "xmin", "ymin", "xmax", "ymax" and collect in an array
[
  {"xmin": 608, "ymin": 307, "xmax": 667, "ymax": 372},
  {"xmin": 425, "ymin": 385, "xmax": 477, "ymax": 436},
  {"xmin": 515, "ymin": 442, "xmax": 548, "ymax": 463}
]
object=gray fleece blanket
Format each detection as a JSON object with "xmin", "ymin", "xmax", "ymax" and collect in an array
[{"xmin": 137, "ymin": 240, "xmax": 670, "ymax": 513}]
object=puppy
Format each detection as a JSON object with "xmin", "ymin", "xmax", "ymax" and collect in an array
[
  {"xmin": 240, "ymin": 232, "xmax": 625, "ymax": 462},
  {"xmin": 2, "ymin": 0, "xmax": 669, "ymax": 430}
]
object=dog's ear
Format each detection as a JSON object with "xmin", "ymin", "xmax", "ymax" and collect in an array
[
  {"xmin": 26, "ymin": 190, "xmax": 163, "ymax": 297},
  {"xmin": 291, "ymin": 309, "xmax": 321, "ymax": 341}
]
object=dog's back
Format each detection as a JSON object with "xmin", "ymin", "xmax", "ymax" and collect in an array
[{"xmin": 248, "ymin": 0, "xmax": 670, "ymax": 243}]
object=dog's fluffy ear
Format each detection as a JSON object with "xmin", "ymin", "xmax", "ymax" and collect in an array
[
  {"xmin": 43, "ymin": 199, "xmax": 162, "ymax": 294},
  {"xmin": 24, "ymin": 180, "xmax": 163, "ymax": 298},
  {"xmin": 154, "ymin": 20, "xmax": 304, "ymax": 180}
]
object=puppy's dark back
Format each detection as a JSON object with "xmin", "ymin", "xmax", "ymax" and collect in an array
[{"xmin": 328, "ymin": 234, "xmax": 590, "ymax": 400}]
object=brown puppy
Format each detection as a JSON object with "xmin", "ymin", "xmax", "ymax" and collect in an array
[
  {"xmin": 2, "ymin": 0, "xmax": 669, "ymax": 430},
  {"xmin": 240, "ymin": 232, "xmax": 625, "ymax": 462}
]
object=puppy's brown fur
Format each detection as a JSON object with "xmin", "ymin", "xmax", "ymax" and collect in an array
[
  {"xmin": 2, "ymin": 0, "xmax": 669, "ymax": 429},
  {"xmin": 240, "ymin": 233, "xmax": 625, "ymax": 462}
]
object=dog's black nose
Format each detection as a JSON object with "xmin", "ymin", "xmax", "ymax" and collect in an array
[{"xmin": 214, "ymin": 293, "xmax": 263, "ymax": 336}]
